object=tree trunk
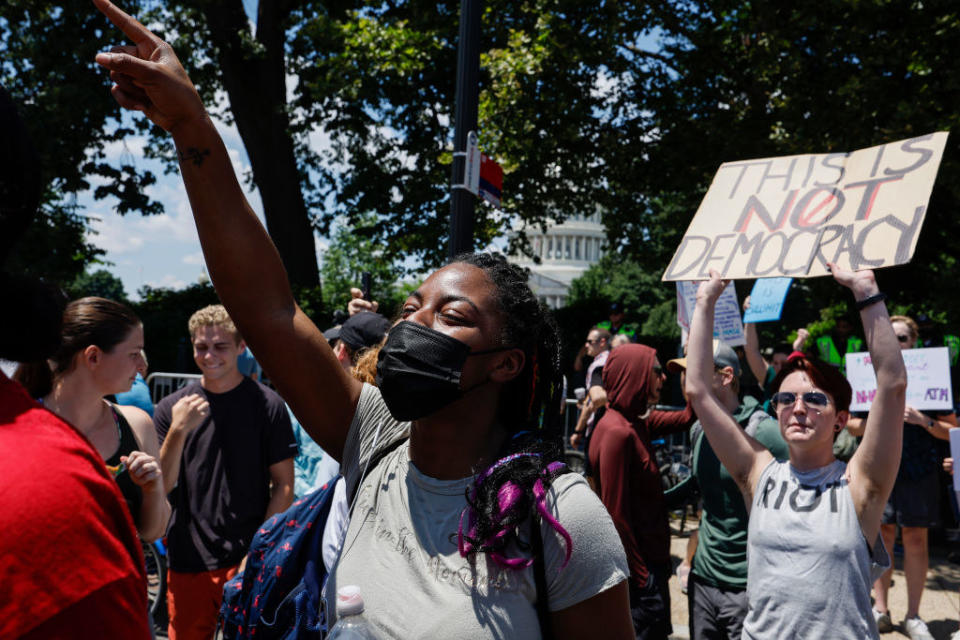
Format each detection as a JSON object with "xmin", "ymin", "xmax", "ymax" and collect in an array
[{"xmin": 198, "ymin": 0, "xmax": 320, "ymax": 291}]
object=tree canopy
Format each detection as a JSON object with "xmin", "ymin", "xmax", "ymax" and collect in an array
[
  {"xmin": 6, "ymin": 0, "xmax": 960, "ymax": 332},
  {"xmin": 4, "ymin": 0, "xmax": 642, "ymax": 297},
  {"xmin": 66, "ymin": 268, "xmax": 129, "ymax": 302},
  {"xmin": 0, "ymin": 1, "xmax": 160, "ymax": 285},
  {"xmin": 613, "ymin": 0, "xmax": 960, "ymax": 321}
]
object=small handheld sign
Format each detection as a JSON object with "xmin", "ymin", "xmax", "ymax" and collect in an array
[
  {"xmin": 676, "ymin": 281, "xmax": 745, "ymax": 346},
  {"xmin": 743, "ymin": 277, "xmax": 793, "ymax": 323},
  {"xmin": 846, "ymin": 347, "xmax": 953, "ymax": 411}
]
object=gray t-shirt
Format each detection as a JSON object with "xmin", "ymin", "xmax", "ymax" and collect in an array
[
  {"xmin": 326, "ymin": 384, "xmax": 628, "ymax": 639},
  {"xmin": 744, "ymin": 459, "xmax": 890, "ymax": 639}
]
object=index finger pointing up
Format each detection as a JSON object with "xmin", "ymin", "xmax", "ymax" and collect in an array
[{"xmin": 93, "ymin": 0, "xmax": 161, "ymax": 46}]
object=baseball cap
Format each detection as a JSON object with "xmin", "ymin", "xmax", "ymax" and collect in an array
[
  {"xmin": 339, "ymin": 312, "xmax": 391, "ymax": 351},
  {"xmin": 666, "ymin": 340, "xmax": 741, "ymax": 377},
  {"xmin": 322, "ymin": 325, "xmax": 341, "ymax": 345}
]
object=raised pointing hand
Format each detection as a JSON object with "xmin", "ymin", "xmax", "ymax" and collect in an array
[{"xmin": 93, "ymin": 0, "xmax": 206, "ymax": 134}]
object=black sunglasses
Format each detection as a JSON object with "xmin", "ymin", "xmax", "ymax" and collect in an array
[
  {"xmin": 771, "ymin": 391, "xmax": 830, "ymax": 411},
  {"xmin": 896, "ymin": 334, "xmax": 910, "ymax": 343},
  {"xmin": 652, "ymin": 364, "xmax": 663, "ymax": 375}
]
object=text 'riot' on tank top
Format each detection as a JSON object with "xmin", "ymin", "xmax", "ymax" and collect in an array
[{"xmin": 743, "ymin": 459, "xmax": 889, "ymax": 640}]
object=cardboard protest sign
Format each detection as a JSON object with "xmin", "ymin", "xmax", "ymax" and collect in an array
[
  {"xmin": 676, "ymin": 281, "xmax": 745, "ymax": 346},
  {"xmin": 663, "ymin": 132, "xmax": 949, "ymax": 281},
  {"xmin": 846, "ymin": 347, "xmax": 953, "ymax": 412},
  {"xmin": 743, "ymin": 277, "xmax": 793, "ymax": 323}
]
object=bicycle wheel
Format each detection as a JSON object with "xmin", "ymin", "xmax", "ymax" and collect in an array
[{"xmin": 142, "ymin": 541, "xmax": 167, "ymax": 621}]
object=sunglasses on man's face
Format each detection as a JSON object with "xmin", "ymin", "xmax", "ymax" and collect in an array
[
  {"xmin": 896, "ymin": 334, "xmax": 910, "ymax": 343},
  {"xmin": 771, "ymin": 391, "xmax": 830, "ymax": 411}
]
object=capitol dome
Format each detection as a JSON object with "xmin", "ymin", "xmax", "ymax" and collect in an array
[{"xmin": 510, "ymin": 210, "xmax": 606, "ymax": 309}]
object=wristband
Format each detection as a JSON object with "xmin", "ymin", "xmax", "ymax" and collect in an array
[
  {"xmin": 855, "ymin": 292, "xmax": 888, "ymax": 311},
  {"xmin": 927, "ymin": 419, "xmax": 936, "ymax": 429}
]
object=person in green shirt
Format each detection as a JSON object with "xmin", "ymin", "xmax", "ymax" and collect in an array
[
  {"xmin": 665, "ymin": 340, "xmax": 788, "ymax": 640},
  {"xmin": 815, "ymin": 316, "xmax": 864, "ymax": 374},
  {"xmin": 597, "ymin": 301, "xmax": 638, "ymax": 342}
]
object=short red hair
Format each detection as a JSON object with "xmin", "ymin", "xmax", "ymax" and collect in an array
[{"xmin": 770, "ymin": 354, "xmax": 852, "ymax": 413}]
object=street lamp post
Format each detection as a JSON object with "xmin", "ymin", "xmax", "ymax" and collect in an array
[{"xmin": 448, "ymin": 0, "xmax": 481, "ymax": 259}]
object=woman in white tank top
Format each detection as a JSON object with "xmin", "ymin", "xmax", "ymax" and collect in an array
[{"xmin": 684, "ymin": 265, "xmax": 906, "ymax": 639}]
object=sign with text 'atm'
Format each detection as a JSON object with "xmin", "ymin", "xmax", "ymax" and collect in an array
[{"xmin": 846, "ymin": 347, "xmax": 953, "ymax": 412}]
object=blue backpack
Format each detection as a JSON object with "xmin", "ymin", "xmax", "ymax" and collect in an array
[
  {"xmin": 219, "ymin": 478, "xmax": 336, "ymax": 639},
  {"xmin": 219, "ymin": 437, "xmax": 407, "ymax": 639}
]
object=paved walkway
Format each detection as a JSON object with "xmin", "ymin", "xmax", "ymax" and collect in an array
[{"xmin": 666, "ymin": 525, "xmax": 960, "ymax": 639}]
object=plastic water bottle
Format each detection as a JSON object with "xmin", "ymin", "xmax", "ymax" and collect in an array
[{"xmin": 326, "ymin": 586, "xmax": 379, "ymax": 639}]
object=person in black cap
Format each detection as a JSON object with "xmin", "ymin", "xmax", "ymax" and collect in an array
[{"xmin": 331, "ymin": 311, "xmax": 391, "ymax": 372}]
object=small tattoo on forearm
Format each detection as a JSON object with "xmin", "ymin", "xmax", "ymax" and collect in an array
[{"xmin": 178, "ymin": 147, "xmax": 210, "ymax": 166}]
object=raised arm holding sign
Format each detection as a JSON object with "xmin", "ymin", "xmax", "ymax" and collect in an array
[
  {"xmin": 663, "ymin": 134, "xmax": 949, "ymax": 281},
  {"xmin": 684, "ymin": 264, "xmax": 905, "ymax": 638}
]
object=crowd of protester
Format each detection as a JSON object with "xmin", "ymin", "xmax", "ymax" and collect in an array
[{"xmin": 5, "ymin": 2, "xmax": 960, "ymax": 639}]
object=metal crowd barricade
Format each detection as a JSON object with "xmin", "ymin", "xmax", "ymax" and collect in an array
[{"xmin": 145, "ymin": 372, "xmax": 202, "ymax": 404}]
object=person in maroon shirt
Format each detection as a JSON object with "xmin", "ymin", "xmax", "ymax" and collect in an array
[{"xmin": 589, "ymin": 343, "xmax": 696, "ymax": 640}]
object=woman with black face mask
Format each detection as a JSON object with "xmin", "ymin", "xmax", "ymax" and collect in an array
[{"xmin": 93, "ymin": 3, "xmax": 633, "ymax": 638}]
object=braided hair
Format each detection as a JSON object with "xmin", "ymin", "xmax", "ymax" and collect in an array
[{"xmin": 451, "ymin": 253, "xmax": 572, "ymax": 570}]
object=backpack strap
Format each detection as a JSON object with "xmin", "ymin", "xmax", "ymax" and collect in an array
[
  {"xmin": 349, "ymin": 435, "xmax": 408, "ymax": 502},
  {"xmin": 353, "ymin": 434, "xmax": 555, "ymax": 637},
  {"xmin": 530, "ymin": 517, "xmax": 554, "ymax": 639},
  {"xmin": 342, "ymin": 434, "xmax": 554, "ymax": 638}
]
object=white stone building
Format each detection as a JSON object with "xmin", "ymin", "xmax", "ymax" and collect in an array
[{"xmin": 511, "ymin": 211, "xmax": 606, "ymax": 308}]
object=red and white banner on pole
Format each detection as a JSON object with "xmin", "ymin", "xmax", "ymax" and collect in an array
[
  {"xmin": 479, "ymin": 154, "xmax": 503, "ymax": 209},
  {"xmin": 458, "ymin": 130, "xmax": 503, "ymax": 209}
]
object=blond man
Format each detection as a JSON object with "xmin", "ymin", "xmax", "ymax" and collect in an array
[{"xmin": 154, "ymin": 305, "xmax": 297, "ymax": 640}]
